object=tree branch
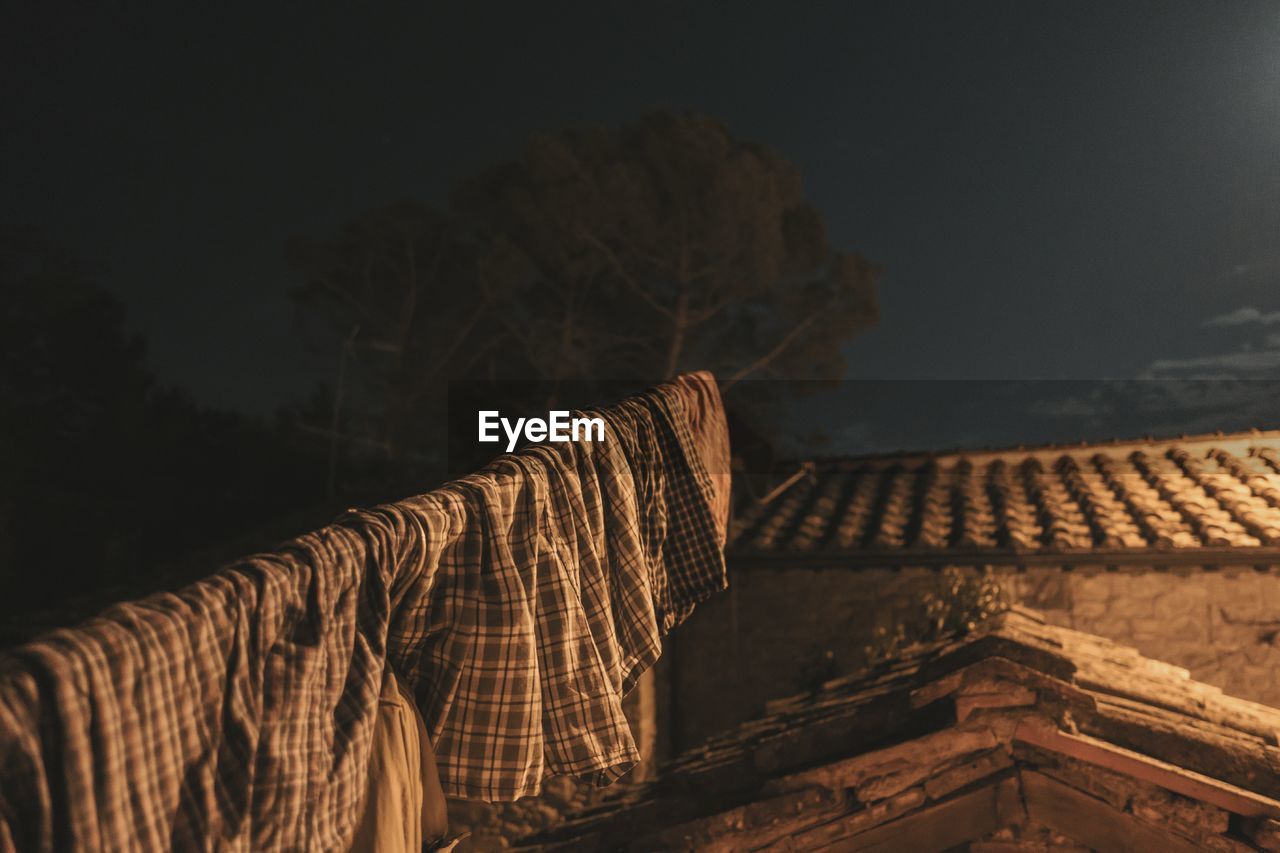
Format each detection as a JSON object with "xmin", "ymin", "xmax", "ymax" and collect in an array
[
  {"xmin": 427, "ymin": 296, "xmax": 492, "ymax": 380},
  {"xmin": 575, "ymin": 225, "xmax": 674, "ymax": 318},
  {"xmin": 690, "ymin": 295, "xmax": 731, "ymax": 325},
  {"xmin": 722, "ymin": 309, "xmax": 824, "ymax": 391}
]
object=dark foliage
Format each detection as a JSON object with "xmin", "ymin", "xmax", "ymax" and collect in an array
[
  {"xmin": 0, "ymin": 113, "xmax": 883, "ymax": 642},
  {"xmin": 289, "ymin": 112, "xmax": 880, "ymax": 487},
  {"xmin": 0, "ymin": 228, "xmax": 329, "ymax": 646}
]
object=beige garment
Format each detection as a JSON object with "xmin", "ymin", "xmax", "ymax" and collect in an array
[{"xmin": 349, "ymin": 670, "xmax": 448, "ymax": 853}]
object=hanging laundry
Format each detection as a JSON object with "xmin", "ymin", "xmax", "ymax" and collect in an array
[
  {"xmin": 0, "ymin": 372, "xmax": 729, "ymax": 852},
  {"xmin": 348, "ymin": 669, "xmax": 448, "ymax": 853}
]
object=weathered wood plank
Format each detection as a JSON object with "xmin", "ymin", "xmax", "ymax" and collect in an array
[
  {"xmin": 759, "ymin": 786, "xmax": 926, "ymax": 851},
  {"xmin": 1022, "ymin": 770, "xmax": 1215, "ymax": 853},
  {"xmin": 787, "ymin": 776, "xmax": 1020, "ymax": 852},
  {"xmin": 1016, "ymin": 718, "xmax": 1280, "ymax": 818}
]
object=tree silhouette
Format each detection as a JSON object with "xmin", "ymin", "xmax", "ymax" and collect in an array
[
  {"xmin": 452, "ymin": 112, "xmax": 879, "ymax": 385},
  {"xmin": 289, "ymin": 112, "xmax": 880, "ymax": 479},
  {"xmin": 0, "ymin": 228, "xmax": 326, "ymax": 645},
  {"xmin": 287, "ymin": 202, "xmax": 531, "ymax": 480}
]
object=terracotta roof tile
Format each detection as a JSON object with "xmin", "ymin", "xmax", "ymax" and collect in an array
[{"xmin": 732, "ymin": 430, "xmax": 1280, "ymax": 557}]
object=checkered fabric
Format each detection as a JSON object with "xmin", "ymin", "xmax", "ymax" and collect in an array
[
  {"xmin": 0, "ymin": 372, "xmax": 729, "ymax": 851},
  {"xmin": 665, "ymin": 373, "xmax": 732, "ymax": 548}
]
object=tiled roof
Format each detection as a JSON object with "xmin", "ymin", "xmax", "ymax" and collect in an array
[
  {"xmin": 731, "ymin": 429, "xmax": 1280, "ymax": 560},
  {"xmin": 516, "ymin": 609, "xmax": 1280, "ymax": 851}
]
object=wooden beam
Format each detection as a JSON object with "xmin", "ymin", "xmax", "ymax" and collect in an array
[
  {"xmin": 1022, "ymin": 770, "xmax": 1207, "ymax": 853},
  {"xmin": 1014, "ymin": 719, "xmax": 1280, "ymax": 819},
  {"xmin": 842, "ymin": 775, "xmax": 1021, "ymax": 853}
]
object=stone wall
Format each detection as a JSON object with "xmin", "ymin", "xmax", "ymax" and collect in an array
[
  {"xmin": 670, "ymin": 563, "xmax": 1280, "ymax": 750},
  {"xmin": 1013, "ymin": 564, "xmax": 1280, "ymax": 708}
]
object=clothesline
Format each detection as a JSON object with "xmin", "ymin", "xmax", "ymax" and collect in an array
[{"xmin": 0, "ymin": 372, "xmax": 730, "ymax": 852}]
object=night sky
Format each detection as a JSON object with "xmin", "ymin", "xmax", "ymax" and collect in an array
[{"xmin": 5, "ymin": 2, "xmax": 1280, "ymax": 451}]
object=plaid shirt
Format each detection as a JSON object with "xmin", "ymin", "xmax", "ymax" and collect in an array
[{"xmin": 0, "ymin": 373, "xmax": 729, "ymax": 851}]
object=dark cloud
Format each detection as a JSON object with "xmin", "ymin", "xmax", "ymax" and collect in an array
[{"xmin": 1204, "ymin": 307, "xmax": 1280, "ymax": 327}]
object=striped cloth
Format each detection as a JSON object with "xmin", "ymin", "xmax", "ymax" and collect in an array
[{"xmin": 0, "ymin": 372, "xmax": 729, "ymax": 852}]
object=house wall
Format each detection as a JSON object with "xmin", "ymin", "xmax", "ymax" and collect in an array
[{"xmin": 670, "ymin": 563, "xmax": 1280, "ymax": 750}]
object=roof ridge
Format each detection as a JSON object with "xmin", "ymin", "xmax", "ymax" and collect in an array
[{"xmin": 784, "ymin": 425, "xmax": 1280, "ymax": 469}]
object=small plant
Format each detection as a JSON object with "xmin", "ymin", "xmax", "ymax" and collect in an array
[
  {"xmin": 863, "ymin": 566, "xmax": 1009, "ymax": 665},
  {"xmin": 796, "ymin": 648, "xmax": 842, "ymax": 693}
]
